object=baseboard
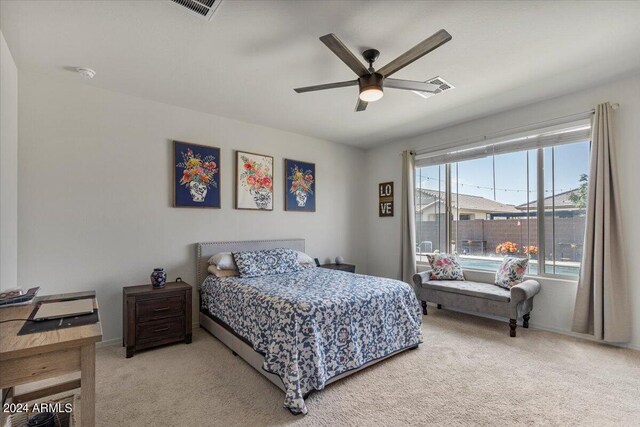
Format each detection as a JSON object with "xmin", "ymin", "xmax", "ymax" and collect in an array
[
  {"xmin": 527, "ymin": 322, "xmax": 640, "ymax": 351},
  {"xmin": 97, "ymin": 338, "xmax": 121, "ymax": 348},
  {"xmin": 428, "ymin": 303, "xmax": 640, "ymax": 351}
]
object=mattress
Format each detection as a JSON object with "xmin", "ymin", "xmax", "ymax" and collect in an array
[{"xmin": 200, "ymin": 267, "xmax": 422, "ymax": 414}]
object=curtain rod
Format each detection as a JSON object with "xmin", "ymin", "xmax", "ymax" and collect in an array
[{"xmin": 412, "ymin": 103, "xmax": 619, "ymax": 157}]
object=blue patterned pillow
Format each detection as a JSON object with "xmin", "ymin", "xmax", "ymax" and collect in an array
[{"xmin": 232, "ymin": 248, "xmax": 303, "ymax": 278}]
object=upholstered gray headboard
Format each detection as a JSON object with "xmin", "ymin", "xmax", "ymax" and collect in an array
[{"xmin": 195, "ymin": 239, "xmax": 305, "ymax": 287}]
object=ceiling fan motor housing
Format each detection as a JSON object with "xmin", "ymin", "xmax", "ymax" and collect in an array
[
  {"xmin": 359, "ymin": 72, "xmax": 384, "ymax": 93},
  {"xmin": 358, "ymin": 72, "xmax": 384, "ymax": 102}
]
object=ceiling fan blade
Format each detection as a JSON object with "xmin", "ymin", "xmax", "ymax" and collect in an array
[
  {"xmin": 377, "ymin": 29, "xmax": 452, "ymax": 78},
  {"xmin": 384, "ymin": 79, "xmax": 440, "ymax": 93},
  {"xmin": 294, "ymin": 80, "xmax": 358, "ymax": 93},
  {"xmin": 355, "ymin": 98, "xmax": 368, "ymax": 112},
  {"xmin": 319, "ymin": 34, "xmax": 370, "ymax": 77}
]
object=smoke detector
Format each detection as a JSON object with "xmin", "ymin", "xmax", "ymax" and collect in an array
[
  {"xmin": 413, "ymin": 76, "xmax": 454, "ymax": 99},
  {"xmin": 76, "ymin": 68, "xmax": 96, "ymax": 79}
]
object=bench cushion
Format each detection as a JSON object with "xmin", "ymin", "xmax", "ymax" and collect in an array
[{"xmin": 420, "ymin": 280, "xmax": 511, "ymax": 303}]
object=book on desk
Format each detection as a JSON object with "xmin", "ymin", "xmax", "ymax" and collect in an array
[{"xmin": 0, "ymin": 287, "xmax": 40, "ymax": 307}]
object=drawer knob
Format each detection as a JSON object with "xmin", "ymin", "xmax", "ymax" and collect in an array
[
  {"xmin": 154, "ymin": 327, "xmax": 170, "ymax": 332},
  {"xmin": 153, "ymin": 307, "xmax": 170, "ymax": 312}
]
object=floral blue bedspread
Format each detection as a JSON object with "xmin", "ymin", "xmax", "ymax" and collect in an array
[{"xmin": 200, "ymin": 268, "xmax": 422, "ymax": 414}]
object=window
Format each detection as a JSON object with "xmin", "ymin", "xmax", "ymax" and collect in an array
[
  {"xmin": 415, "ymin": 164, "xmax": 447, "ymax": 261},
  {"xmin": 415, "ymin": 122, "xmax": 591, "ymax": 279}
]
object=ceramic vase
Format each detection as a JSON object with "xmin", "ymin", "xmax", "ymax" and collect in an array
[
  {"xmin": 189, "ymin": 181, "xmax": 207, "ymax": 202},
  {"xmin": 252, "ymin": 187, "xmax": 272, "ymax": 209},
  {"xmin": 295, "ymin": 190, "xmax": 308, "ymax": 207},
  {"xmin": 151, "ymin": 268, "xmax": 167, "ymax": 288}
]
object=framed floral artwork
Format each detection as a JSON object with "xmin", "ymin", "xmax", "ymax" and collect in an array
[
  {"xmin": 174, "ymin": 141, "xmax": 220, "ymax": 208},
  {"xmin": 235, "ymin": 151, "xmax": 274, "ymax": 210},
  {"xmin": 285, "ymin": 159, "xmax": 315, "ymax": 212}
]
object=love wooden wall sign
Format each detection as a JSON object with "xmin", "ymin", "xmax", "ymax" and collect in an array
[{"xmin": 378, "ymin": 182, "xmax": 394, "ymax": 217}]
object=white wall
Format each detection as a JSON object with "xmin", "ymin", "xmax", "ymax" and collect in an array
[
  {"xmin": 0, "ymin": 31, "xmax": 18, "ymax": 291},
  {"xmin": 18, "ymin": 71, "xmax": 366, "ymax": 342},
  {"xmin": 364, "ymin": 71, "xmax": 640, "ymax": 349}
]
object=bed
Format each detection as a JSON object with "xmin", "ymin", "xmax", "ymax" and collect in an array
[{"xmin": 196, "ymin": 239, "xmax": 423, "ymax": 414}]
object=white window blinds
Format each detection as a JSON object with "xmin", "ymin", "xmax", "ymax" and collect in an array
[{"xmin": 416, "ymin": 118, "xmax": 591, "ymax": 167}]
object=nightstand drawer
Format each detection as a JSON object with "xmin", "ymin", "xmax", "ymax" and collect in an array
[
  {"xmin": 136, "ymin": 295, "xmax": 184, "ymax": 322},
  {"xmin": 136, "ymin": 317, "xmax": 185, "ymax": 344}
]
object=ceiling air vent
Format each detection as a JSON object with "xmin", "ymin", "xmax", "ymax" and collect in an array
[
  {"xmin": 170, "ymin": 0, "xmax": 222, "ymax": 21},
  {"xmin": 413, "ymin": 76, "xmax": 455, "ymax": 99}
]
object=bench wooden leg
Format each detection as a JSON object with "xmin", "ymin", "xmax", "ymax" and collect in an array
[
  {"xmin": 523, "ymin": 313, "xmax": 530, "ymax": 329},
  {"xmin": 509, "ymin": 319, "xmax": 517, "ymax": 337},
  {"xmin": 421, "ymin": 301, "xmax": 428, "ymax": 315}
]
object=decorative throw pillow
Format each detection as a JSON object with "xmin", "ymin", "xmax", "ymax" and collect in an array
[
  {"xmin": 495, "ymin": 257, "xmax": 529, "ymax": 289},
  {"xmin": 295, "ymin": 250, "xmax": 315, "ymax": 266},
  {"xmin": 208, "ymin": 252, "xmax": 237, "ymax": 271},
  {"xmin": 426, "ymin": 253, "xmax": 465, "ymax": 281},
  {"xmin": 232, "ymin": 248, "xmax": 302, "ymax": 278},
  {"xmin": 207, "ymin": 265, "xmax": 239, "ymax": 278}
]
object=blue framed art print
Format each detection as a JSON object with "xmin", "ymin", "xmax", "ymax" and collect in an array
[
  {"xmin": 285, "ymin": 159, "xmax": 315, "ymax": 212},
  {"xmin": 174, "ymin": 141, "xmax": 221, "ymax": 208}
]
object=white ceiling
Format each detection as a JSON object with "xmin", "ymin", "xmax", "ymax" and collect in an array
[{"xmin": 2, "ymin": 1, "xmax": 640, "ymax": 148}]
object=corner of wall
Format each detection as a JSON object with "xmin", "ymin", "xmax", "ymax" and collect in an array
[{"xmin": 0, "ymin": 30, "xmax": 19, "ymax": 290}]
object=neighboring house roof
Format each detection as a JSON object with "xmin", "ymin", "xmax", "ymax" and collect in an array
[
  {"xmin": 516, "ymin": 188, "xmax": 581, "ymax": 210},
  {"xmin": 415, "ymin": 189, "xmax": 519, "ymax": 214}
]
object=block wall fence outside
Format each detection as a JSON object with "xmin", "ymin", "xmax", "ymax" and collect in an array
[{"xmin": 417, "ymin": 217, "xmax": 585, "ymax": 260}]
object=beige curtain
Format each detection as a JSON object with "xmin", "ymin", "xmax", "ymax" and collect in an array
[
  {"xmin": 401, "ymin": 150, "xmax": 417, "ymax": 284},
  {"xmin": 572, "ymin": 103, "xmax": 630, "ymax": 343}
]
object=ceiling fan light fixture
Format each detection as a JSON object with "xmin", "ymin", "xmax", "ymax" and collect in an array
[
  {"xmin": 359, "ymin": 87, "xmax": 383, "ymax": 102},
  {"xmin": 358, "ymin": 73, "xmax": 384, "ymax": 102}
]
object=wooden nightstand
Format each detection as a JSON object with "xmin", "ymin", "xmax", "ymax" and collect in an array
[
  {"xmin": 320, "ymin": 263, "xmax": 356, "ymax": 273},
  {"xmin": 123, "ymin": 281, "xmax": 192, "ymax": 358}
]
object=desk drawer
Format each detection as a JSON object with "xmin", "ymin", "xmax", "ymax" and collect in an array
[
  {"xmin": 136, "ymin": 317, "xmax": 185, "ymax": 344},
  {"xmin": 136, "ymin": 295, "xmax": 184, "ymax": 322}
]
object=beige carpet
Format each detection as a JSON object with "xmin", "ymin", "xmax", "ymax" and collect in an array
[{"xmin": 95, "ymin": 310, "xmax": 640, "ymax": 426}]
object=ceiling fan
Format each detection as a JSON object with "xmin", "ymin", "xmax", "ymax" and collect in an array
[{"xmin": 294, "ymin": 29, "xmax": 452, "ymax": 112}]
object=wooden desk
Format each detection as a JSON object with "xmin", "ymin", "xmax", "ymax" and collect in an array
[{"xmin": 0, "ymin": 291, "xmax": 102, "ymax": 426}]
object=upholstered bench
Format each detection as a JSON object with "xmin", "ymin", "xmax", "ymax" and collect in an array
[{"xmin": 413, "ymin": 270, "xmax": 541, "ymax": 337}]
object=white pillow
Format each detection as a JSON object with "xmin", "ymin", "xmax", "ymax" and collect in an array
[
  {"xmin": 210, "ymin": 250, "xmax": 312, "ymax": 270},
  {"xmin": 295, "ymin": 251, "xmax": 315, "ymax": 265},
  {"xmin": 207, "ymin": 265, "xmax": 239, "ymax": 278},
  {"xmin": 208, "ymin": 252, "xmax": 237, "ymax": 270}
]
